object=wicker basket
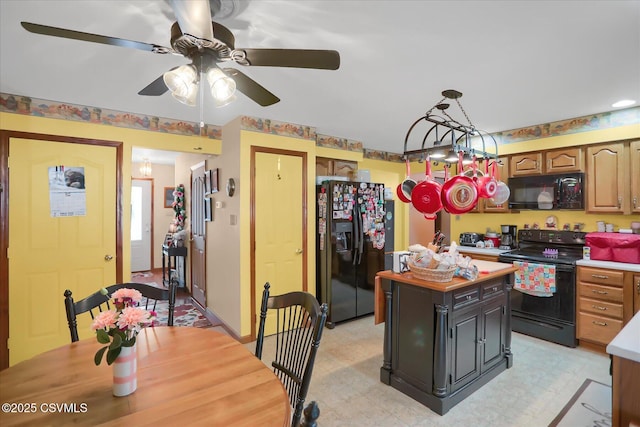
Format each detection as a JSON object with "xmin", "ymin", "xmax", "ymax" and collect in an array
[{"xmin": 408, "ymin": 260, "xmax": 457, "ymax": 282}]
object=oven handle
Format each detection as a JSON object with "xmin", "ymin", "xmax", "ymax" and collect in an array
[{"xmin": 498, "ymin": 257, "xmax": 575, "ymax": 273}]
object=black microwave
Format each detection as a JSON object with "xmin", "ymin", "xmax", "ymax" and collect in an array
[{"xmin": 508, "ymin": 172, "xmax": 584, "ymax": 210}]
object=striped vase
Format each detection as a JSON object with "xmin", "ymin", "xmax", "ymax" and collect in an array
[{"xmin": 112, "ymin": 343, "xmax": 137, "ymax": 397}]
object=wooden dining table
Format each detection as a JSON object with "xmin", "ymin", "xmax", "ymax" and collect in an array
[{"xmin": 0, "ymin": 327, "xmax": 291, "ymax": 426}]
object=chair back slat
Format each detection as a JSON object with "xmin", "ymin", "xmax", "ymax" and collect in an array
[
  {"xmin": 64, "ymin": 282, "xmax": 177, "ymax": 343},
  {"xmin": 255, "ymin": 282, "xmax": 328, "ymax": 427}
]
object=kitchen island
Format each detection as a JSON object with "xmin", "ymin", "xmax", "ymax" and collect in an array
[{"xmin": 374, "ymin": 261, "xmax": 517, "ymax": 415}]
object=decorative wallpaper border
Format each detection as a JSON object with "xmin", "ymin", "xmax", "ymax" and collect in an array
[
  {"xmin": 0, "ymin": 93, "xmax": 223, "ymax": 139},
  {"xmin": 498, "ymin": 107, "xmax": 639, "ymax": 144},
  {"xmin": 2, "ymin": 92, "xmax": 637, "ymax": 162}
]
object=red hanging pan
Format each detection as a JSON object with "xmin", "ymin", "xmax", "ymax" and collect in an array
[
  {"xmin": 411, "ymin": 157, "xmax": 442, "ymax": 216},
  {"xmin": 476, "ymin": 157, "xmax": 498, "ymax": 198},
  {"xmin": 440, "ymin": 151, "xmax": 478, "ymax": 214},
  {"xmin": 396, "ymin": 159, "xmax": 416, "ymax": 203}
]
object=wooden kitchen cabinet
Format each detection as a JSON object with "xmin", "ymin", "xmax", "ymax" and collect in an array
[
  {"xmin": 545, "ymin": 147, "xmax": 583, "ymax": 173},
  {"xmin": 577, "ymin": 266, "xmax": 635, "ymax": 349},
  {"xmin": 635, "ymin": 274, "xmax": 640, "ymax": 315},
  {"xmin": 316, "ymin": 157, "xmax": 357, "ymax": 179},
  {"xmin": 631, "ymin": 140, "xmax": 640, "ymax": 213},
  {"xmin": 509, "ymin": 148, "xmax": 583, "ymax": 177},
  {"xmin": 510, "ymin": 152, "xmax": 543, "ymax": 176},
  {"xmin": 586, "ymin": 142, "xmax": 627, "ymax": 213}
]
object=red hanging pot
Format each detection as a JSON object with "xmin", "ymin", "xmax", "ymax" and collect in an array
[
  {"xmin": 440, "ymin": 152, "xmax": 478, "ymax": 214},
  {"xmin": 411, "ymin": 157, "xmax": 442, "ymax": 216},
  {"xmin": 476, "ymin": 157, "xmax": 498, "ymax": 198},
  {"xmin": 396, "ymin": 159, "xmax": 416, "ymax": 203}
]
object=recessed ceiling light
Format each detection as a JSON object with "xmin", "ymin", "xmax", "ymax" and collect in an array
[{"xmin": 611, "ymin": 99, "xmax": 636, "ymax": 108}]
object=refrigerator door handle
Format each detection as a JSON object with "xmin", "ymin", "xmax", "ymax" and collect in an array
[
  {"xmin": 352, "ymin": 205, "xmax": 359, "ymax": 266},
  {"xmin": 357, "ymin": 211, "xmax": 364, "ymax": 265}
]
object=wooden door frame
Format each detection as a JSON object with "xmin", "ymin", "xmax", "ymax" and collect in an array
[
  {"xmin": 249, "ymin": 147, "xmax": 308, "ymax": 340},
  {"xmin": 0, "ymin": 130, "xmax": 124, "ymax": 371}
]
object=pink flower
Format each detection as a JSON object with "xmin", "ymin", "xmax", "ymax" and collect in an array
[
  {"xmin": 91, "ymin": 310, "xmax": 118, "ymax": 331},
  {"xmin": 111, "ymin": 288, "xmax": 142, "ymax": 305},
  {"xmin": 117, "ymin": 306, "xmax": 153, "ymax": 332}
]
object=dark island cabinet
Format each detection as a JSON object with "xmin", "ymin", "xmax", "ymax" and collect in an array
[
  {"xmin": 375, "ymin": 267, "xmax": 516, "ymax": 415},
  {"xmin": 451, "ymin": 295, "xmax": 506, "ymax": 393}
]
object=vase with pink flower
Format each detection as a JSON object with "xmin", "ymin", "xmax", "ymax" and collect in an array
[{"xmin": 91, "ymin": 288, "xmax": 156, "ymax": 396}]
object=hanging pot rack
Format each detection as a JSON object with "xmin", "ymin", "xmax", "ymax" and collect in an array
[{"xmin": 402, "ymin": 89, "xmax": 499, "ymax": 164}]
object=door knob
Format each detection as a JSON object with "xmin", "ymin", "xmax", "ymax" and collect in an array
[
  {"xmin": 104, "ymin": 254, "xmax": 113, "ymax": 261},
  {"xmin": 295, "ymin": 248, "xmax": 303, "ymax": 254}
]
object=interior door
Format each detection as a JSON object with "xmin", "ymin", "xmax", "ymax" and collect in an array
[
  {"xmin": 253, "ymin": 149, "xmax": 306, "ymax": 336},
  {"xmin": 191, "ymin": 162, "xmax": 206, "ymax": 308},
  {"xmin": 130, "ymin": 178, "xmax": 152, "ymax": 272},
  {"xmin": 7, "ymin": 136, "xmax": 118, "ymax": 366}
]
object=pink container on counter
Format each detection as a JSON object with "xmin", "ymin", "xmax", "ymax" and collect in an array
[{"xmin": 585, "ymin": 232, "xmax": 640, "ymax": 264}]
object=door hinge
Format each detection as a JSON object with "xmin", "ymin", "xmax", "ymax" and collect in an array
[
  {"xmin": 502, "ymin": 305, "xmax": 506, "ymax": 315},
  {"xmin": 449, "ymin": 374, "xmax": 453, "ymax": 384},
  {"xmin": 449, "ymin": 328, "xmax": 453, "ymax": 338}
]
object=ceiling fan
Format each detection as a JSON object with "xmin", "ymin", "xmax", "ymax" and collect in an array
[{"xmin": 20, "ymin": 0, "xmax": 340, "ymax": 107}]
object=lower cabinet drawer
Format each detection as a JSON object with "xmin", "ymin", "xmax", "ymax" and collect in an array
[
  {"xmin": 453, "ymin": 286, "xmax": 479, "ymax": 309},
  {"xmin": 579, "ymin": 283, "xmax": 624, "ymax": 303},
  {"xmin": 579, "ymin": 297, "xmax": 623, "ymax": 319},
  {"xmin": 578, "ymin": 312, "xmax": 623, "ymax": 345}
]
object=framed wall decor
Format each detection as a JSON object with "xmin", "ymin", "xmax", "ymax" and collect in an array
[
  {"xmin": 204, "ymin": 170, "xmax": 212, "ymax": 195},
  {"xmin": 210, "ymin": 168, "xmax": 219, "ymax": 193},
  {"xmin": 163, "ymin": 187, "xmax": 175, "ymax": 208},
  {"xmin": 204, "ymin": 197, "xmax": 213, "ymax": 222}
]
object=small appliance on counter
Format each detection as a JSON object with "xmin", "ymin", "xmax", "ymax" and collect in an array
[
  {"xmin": 459, "ymin": 232, "xmax": 484, "ymax": 247},
  {"xmin": 484, "ymin": 232, "xmax": 501, "ymax": 248},
  {"xmin": 499, "ymin": 225, "xmax": 518, "ymax": 250}
]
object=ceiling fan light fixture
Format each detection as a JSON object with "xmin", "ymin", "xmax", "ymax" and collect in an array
[
  {"xmin": 214, "ymin": 93, "xmax": 237, "ymax": 108},
  {"xmin": 163, "ymin": 65, "xmax": 197, "ymax": 98},
  {"xmin": 171, "ymin": 88, "xmax": 198, "ymax": 106},
  {"xmin": 206, "ymin": 68, "xmax": 236, "ymax": 102}
]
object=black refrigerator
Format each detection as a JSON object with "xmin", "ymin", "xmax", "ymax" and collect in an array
[{"xmin": 316, "ymin": 180, "xmax": 394, "ymax": 327}]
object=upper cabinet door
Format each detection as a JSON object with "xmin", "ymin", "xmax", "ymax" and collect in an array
[
  {"xmin": 631, "ymin": 140, "xmax": 640, "ymax": 214},
  {"xmin": 545, "ymin": 148, "xmax": 583, "ymax": 173},
  {"xmin": 510, "ymin": 153, "xmax": 543, "ymax": 176},
  {"xmin": 586, "ymin": 142, "xmax": 626, "ymax": 213}
]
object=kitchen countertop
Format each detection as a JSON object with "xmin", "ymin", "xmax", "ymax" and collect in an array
[
  {"xmin": 576, "ymin": 259, "xmax": 640, "ymax": 272},
  {"xmin": 607, "ymin": 311, "xmax": 640, "ymax": 363}
]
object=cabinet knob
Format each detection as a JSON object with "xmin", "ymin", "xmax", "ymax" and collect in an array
[
  {"xmin": 104, "ymin": 254, "xmax": 113, "ymax": 261},
  {"xmin": 591, "ymin": 305, "xmax": 607, "ymax": 311},
  {"xmin": 618, "ymin": 197, "xmax": 622, "ymax": 209},
  {"xmin": 592, "ymin": 289, "xmax": 608, "ymax": 295},
  {"xmin": 592, "ymin": 320, "xmax": 608, "ymax": 327}
]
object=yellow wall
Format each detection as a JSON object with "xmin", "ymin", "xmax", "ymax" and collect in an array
[{"xmin": 0, "ymin": 111, "xmax": 220, "ymax": 281}]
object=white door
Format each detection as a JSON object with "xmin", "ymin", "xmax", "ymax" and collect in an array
[{"xmin": 131, "ymin": 179, "xmax": 152, "ymax": 272}]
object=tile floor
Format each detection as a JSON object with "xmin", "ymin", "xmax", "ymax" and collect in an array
[
  {"xmin": 252, "ymin": 315, "xmax": 611, "ymax": 427},
  {"xmin": 134, "ymin": 270, "xmax": 610, "ymax": 426}
]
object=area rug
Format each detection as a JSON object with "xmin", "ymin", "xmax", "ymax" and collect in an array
[
  {"xmin": 548, "ymin": 379, "xmax": 611, "ymax": 427},
  {"xmin": 131, "ymin": 271, "xmax": 153, "ymax": 278}
]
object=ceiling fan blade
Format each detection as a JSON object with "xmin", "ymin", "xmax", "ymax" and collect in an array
[
  {"xmin": 170, "ymin": 0, "xmax": 214, "ymax": 41},
  {"xmin": 21, "ymin": 22, "xmax": 172, "ymax": 54},
  {"xmin": 138, "ymin": 75, "xmax": 169, "ymax": 96},
  {"xmin": 240, "ymin": 49, "xmax": 340, "ymax": 70},
  {"xmin": 222, "ymin": 68, "xmax": 280, "ymax": 106}
]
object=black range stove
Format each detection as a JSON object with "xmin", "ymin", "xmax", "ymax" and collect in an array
[{"xmin": 499, "ymin": 229, "xmax": 587, "ymax": 347}]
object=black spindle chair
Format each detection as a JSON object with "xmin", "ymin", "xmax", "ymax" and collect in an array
[
  {"xmin": 64, "ymin": 282, "xmax": 177, "ymax": 342},
  {"xmin": 255, "ymin": 282, "xmax": 328, "ymax": 427}
]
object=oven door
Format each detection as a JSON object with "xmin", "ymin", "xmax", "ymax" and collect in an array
[{"xmin": 509, "ymin": 263, "xmax": 575, "ymax": 323}]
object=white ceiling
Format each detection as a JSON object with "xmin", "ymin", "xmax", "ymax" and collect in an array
[{"xmin": 1, "ymin": 0, "xmax": 639, "ymax": 165}]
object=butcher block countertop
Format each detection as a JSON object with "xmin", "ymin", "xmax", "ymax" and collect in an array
[{"xmin": 374, "ymin": 260, "xmax": 516, "ymax": 324}]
